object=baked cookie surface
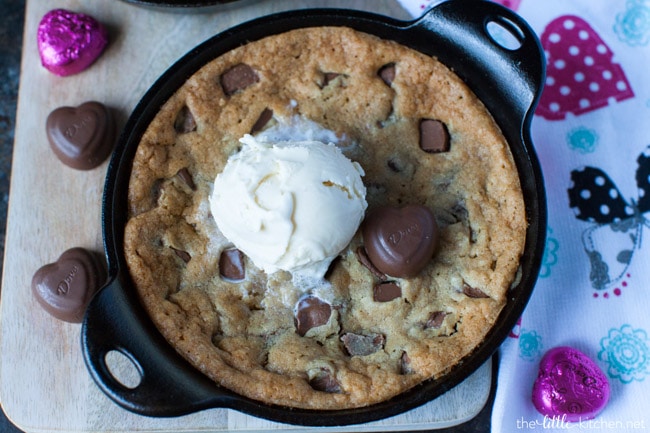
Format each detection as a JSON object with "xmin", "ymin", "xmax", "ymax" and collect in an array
[{"xmin": 124, "ymin": 26, "xmax": 526, "ymax": 410}]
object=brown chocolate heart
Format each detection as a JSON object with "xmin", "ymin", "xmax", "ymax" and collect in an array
[
  {"xmin": 31, "ymin": 248, "xmax": 106, "ymax": 323},
  {"xmin": 46, "ymin": 101, "xmax": 115, "ymax": 170},
  {"xmin": 362, "ymin": 205, "xmax": 439, "ymax": 278}
]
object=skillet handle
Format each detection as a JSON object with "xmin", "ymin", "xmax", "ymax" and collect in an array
[
  {"xmin": 81, "ymin": 275, "xmax": 233, "ymax": 417},
  {"xmin": 408, "ymin": 0, "xmax": 545, "ymax": 129}
]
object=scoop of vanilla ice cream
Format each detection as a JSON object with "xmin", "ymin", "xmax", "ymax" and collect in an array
[{"xmin": 210, "ymin": 134, "xmax": 367, "ymax": 280}]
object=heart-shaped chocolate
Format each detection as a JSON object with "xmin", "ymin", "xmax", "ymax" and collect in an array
[
  {"xmin": 32, "ymin": 248, "xmax": 107, "ymax": 323},
  {"xmin": 362, "ymin": 205, "xmax": 439, "ymax": 278},
  {"xmin": 37, "ymin": 9, "xmax": 108, "ymax": 77},
  {"xmin": 46, "ymin": 101, "xmax": 115, "ymax": 170},
  {"xmin": 532, "ymin": 346, "xmax": 610, "ymax": 422}
]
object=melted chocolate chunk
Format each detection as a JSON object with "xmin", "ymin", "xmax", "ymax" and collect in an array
[
  {"xmin": 341, "ymin": 332, "xmax": 385, "ymax": 356},
  {"xmin": 174, "ymin": 105, "xmax": 197, "ymax": 133},
  {"xmin": 450, "ymin": 202, "xmax": 469, "ymax": 222},
  {"xmin": 386, "ymin": 155, "xmax": 414, "ymax": 178},
  {"xmin": 321, "ymin": 72, "xmax": 341, "ymax": 87},
  {"xmin": 419, "ymin": 119, "xmax": 450, "ymax": 153},
  {"xmin": 462, "ymin": 283, "xmax": 490, "ymax": 298},
  {"xmin": 220, "ymin": 63, "xmax": 259, "ymax": 96},
  {"xmin": 250, "ymin": 108, "xmax": 273, "ymax": 133},
  {"xmin": 373, "ymin": 281, "xmax": 401, "ymax": 302},
  {"xmin": 400, "ymin": 352, "xmax": 414, "ymax": 374},
  {"xmin": 309, "ymin": 369, "xmax": 341, "ymax": 393},
  {"xmin": 361, "ymin": 205, "xmax": 439, "ymax": 278},
  {"xmin": 31, "ymin": 248, "xmax": 106, "ymax": 323},
  {"xmin": 387, "ymin": 158, "xmax": 401, "ymax": 173},
  {"xmin": 355, "ymin": 247, "xmax": 386, "ymax": 280},
  {"xmin": 170, "ymin": 246, "xmax": 191, "ymax": 263},
  {"xmin": 175, "ymin": 167, "xmax": 196, "ymax": 190},
  {"xmin": 219, "ymin": 248, "xmax": 245, "ymax": 281},
  {"xmin": 151, "ymin": 178, "xmax": 164, "ymax": 203},
  {"xmin": 324, "ymin": 256, "xmax": 341, "ymax": 280},
  {"xmin": 46, "ymin": 101, "xmax": 115, "ymax": 170},
  {"xmin": 295, "ymin": 296, "xmax": 332, "ymax": 336},
  {"xmin": 425, "ymin": 311, "xmax": 448, "ymax": 329},
  {"xmin": 378, "ymin": 63, "xmax": 396, "ymax": 86}
]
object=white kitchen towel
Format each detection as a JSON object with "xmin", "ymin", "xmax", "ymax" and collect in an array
[{"xmin": 397, "ymin": 0, "xmax": 650, "ymax": 431}]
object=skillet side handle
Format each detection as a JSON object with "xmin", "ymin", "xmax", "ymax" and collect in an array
[
  {"xmin": 410, "ymin": 0, "xmax": 546, "ymax": 130},
  {"xmin": 81, "ymin": 275, "xmax": 231, "ymax": 417}
]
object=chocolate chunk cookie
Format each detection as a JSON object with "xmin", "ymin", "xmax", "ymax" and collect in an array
[{"xmin": 124, "ymin": 27, "xmax": 526, "ymax": 410}]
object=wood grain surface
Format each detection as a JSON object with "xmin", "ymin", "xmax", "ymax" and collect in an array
[{"xmin": 0, "ymin": 1, "xmax": 491, "ymax": 431}]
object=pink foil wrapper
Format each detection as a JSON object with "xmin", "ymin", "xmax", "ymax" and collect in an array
[
  {"xmin": 532, "ymin": 346, "xmax": 610, "ymax": 422},
  {"xmin": 37, "ymin": 9, "xmax": 108, "ymax": 77}
]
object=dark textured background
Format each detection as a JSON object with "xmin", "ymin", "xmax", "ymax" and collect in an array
[
  {"xmin": 0, "ymin": 0, "xmax": 24, "ymax": 430},
  {"xmin": 0, "ymin": 1, "xmax": 493, "ymax": 431}
]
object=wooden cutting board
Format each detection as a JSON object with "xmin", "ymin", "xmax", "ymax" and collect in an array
[{"xmin": 0, "ymin": 1, "xmax": 491, "ymax": 431}]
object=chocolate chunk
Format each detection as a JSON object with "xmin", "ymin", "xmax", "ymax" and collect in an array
[
  {"xmin": 378, "ymin": 63, "xmax": 396, "ymax": 86},
  {"xmin": 386, "ymin": 156, "xmax": 415, "ymax": 177},
  {"xmin": 219, "ymin": 248, "xmax": 245, "ymax": 281},
  {"xmin": 469, "ymin": 226, "xmax": 479, "ymax": 244},
  {"xmin": 341, "ymin": 332, "xmax": 385, "ymax": 356},
  {"xmin": 170, "ymin": 246, "xmax": 191, "ymax": 263},
  {"xmin": 324, "ymin": 256, "xmax": 341, "ymax": 280},
  {"xmin": 387, "ymin": 158, "xmax": 401, "ymax": 173},
  {"xmin": 295, "ymin": 296, "xmax": 332, "ymax": 336},
  {"xmin": 220, "ymin": 63, "xmax": 259, "ymax": 96},
  {"xmin": 46, "ymin": 101, "xmax": 115, "ymax": 170},
  {"xmin": 400, "ymin": 352, "xmax": 414, "ymax": 374},
  {"xmin": 175, "ymin": 167, "xmax": 196, "ymax": 190},
  {"xmin": 31, "ymin": 248, "xmax": 106, "ymax": 323},
  {"xmin": 373, "ymin": 281, "xmax": 401, "ymax": 302},
  {"xmin": 309, "ymin": 369, "xmax": 341, "ymax": 393},
  {"xmin": 450, "ymin": 202, "xmax": 469, "ymax": 222},
  {"xmin": 321, "ymin": 72, "xmax": 341, "ymax": 88},
  {"xmin": 425, "ymin": 311, "xmax": 448, "ymax": 329},
  {"xmin": 151, "ymin": 178, "xmax": 164, "ymax": 203},
  {"xmin": 361, "ymin": 205, "xmax": 439, "ymax": 278},
  {"xmin": 174, "ymin": 105, "xmax": 196, "ymax": 133},
  {"xmin": 462, "ymin": 283, "xmax": 490, "ymax": 298},
  {"xmin": 419, "ymin": 119, "xmax": 450, "ymax": 153},
  {"xmin": 355, "ymin": 247, "xmax": 386, "ymax": 280},
  {"xmin": 250, "ymin": 108, "xmax": 273, "ymax": 133}
]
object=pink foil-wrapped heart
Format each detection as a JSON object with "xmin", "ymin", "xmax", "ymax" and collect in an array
[
  {"xmin": 37, "ymin": 9, "xmax": 108, "ymax": 77},
  {"xmin": 532, "ymin": 346, "xmax": 610, "ymax": 422}
]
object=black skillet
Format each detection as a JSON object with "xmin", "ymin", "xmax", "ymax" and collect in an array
[{"xmin": 82, "ymin": 0, "xmax": 547, "ymax": 426}]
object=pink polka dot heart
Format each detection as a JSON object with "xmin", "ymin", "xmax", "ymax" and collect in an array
[
  {"xmin": 537, "ymin": 15, "xmax": 634, "ymax": 120},
  {"xmin": 494, "ymin": 0, "xmax": 520, "ymax": 10}
]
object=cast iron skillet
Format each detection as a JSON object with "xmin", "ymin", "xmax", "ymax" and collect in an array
[{"xmin": 82, "ymin": 1, "xmax": 547, "ymax": 426}]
